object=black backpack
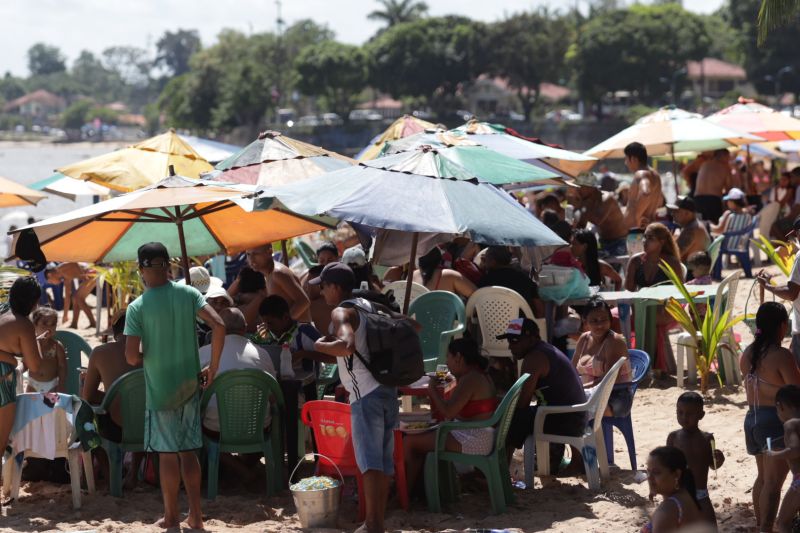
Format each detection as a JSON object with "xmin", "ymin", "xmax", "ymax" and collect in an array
[{"xmin": 341, "ymin": 299, "xmax": 424, "ymax": 387}]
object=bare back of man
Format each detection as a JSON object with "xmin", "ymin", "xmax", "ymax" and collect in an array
[
  {"xmin": 83, "ymin": 341, "xmax": 137, "ymax": 425},
  {"xmin": 624, "ymin": 168, "xmax": 663, "ymax": 230},
  {"xmin": 695, "ymin": 159, "xmax": 729, "ymax": 197},
  {"xmin": 266, "ymin": 261, "xmax": 311, "ymax": 322},
  {"xmin": 582, "ymin": 191, "xmax": 628, "ymax": 241}
]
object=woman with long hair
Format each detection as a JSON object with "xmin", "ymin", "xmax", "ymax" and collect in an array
[
  {"xmin": 641, "ymin": 446, "xmax": 703, "ymax": 532},
  {"xmin": 740, "ymin": 302, "xmax": 800, "ymax": 531},
  {"xmin": 412, "ymin": 246, "xmax": 476, "ymax": 299},
  {"xmin": 402, "ymin": 337, "xmax": 498, "ymax": 494},
  {"xmin": 625, "ymin": 223, "xmax": 683, "ymax": 291},
  {"xmin": 570, "ymin": 229, "xmax": 622, "ymax": 289},
  {"xmin": 0, "ymin": 276, "xmax": 45, "ymax": 493}
]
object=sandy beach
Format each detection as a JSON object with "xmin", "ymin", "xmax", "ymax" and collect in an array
[{"xmin": 0, "ymin": 265, "xmax": 777, "ymax": 532}]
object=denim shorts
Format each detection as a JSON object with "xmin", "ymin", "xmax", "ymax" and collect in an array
[
  {"xmin": 350, "ymin": 385, "xmax": 398, "ymax": 475},
  {"xmin": 744, "ymin": 406, "xmax": 785, "ymax": 455}
]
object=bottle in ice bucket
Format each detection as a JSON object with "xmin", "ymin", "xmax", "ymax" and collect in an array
[{"xmin": 280, "ymin": 343, "xmax": 295, "ymax": 380}]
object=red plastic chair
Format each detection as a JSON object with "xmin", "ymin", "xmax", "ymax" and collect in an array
[{"xmin": 301, "ymin": 400, "xmax": 409, "ymax": 520}]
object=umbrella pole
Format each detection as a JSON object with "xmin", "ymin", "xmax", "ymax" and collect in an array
[
  {"xmin": 671, "ymin": 146, "xmax": 679, "ymax": 198},
  {"xmin": 403, "ymin": 232, "xmax": 419, "ymax": 315},
  {"xmin": 176, "ymin": 219, "xmax": 192, "ymax": 285},
  {"xmin": 281, "ymin": 240, "xmax": 289, "ymax": 266}
]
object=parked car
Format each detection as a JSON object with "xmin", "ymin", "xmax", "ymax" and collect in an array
[
  {"xmin": 349, "ymin": 109, "xmax": 383, "ymax": 121},
  {"xmin": 321, "ymin": 113, "xmax": 343, "ymax": 125},
  {"xmin": 297, "ymin": 115, "xmax": 321, "ymax": 127}
]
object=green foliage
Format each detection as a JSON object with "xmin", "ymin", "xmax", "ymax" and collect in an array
[
  {"xmin": 27, "ymin": 43, "xmax": 66, "ymax": 76},
  {"xmin": 295, "ymin": 41, "xmax": 367, "ymax": 119},
  {"xmin": 91, "ymin": 262, "xmax": 143, "ymax": 315},
  {"xmin": 368, "ymin": 0, "xmax": 429, "ymax": 29},
  {"xmin": 61, "ymin": 100, "xmax": 93, "ymax": 130},
  {"xmin": 367, "ymin": 16, "xmax": 489, "ymax": 102},
  {"xmin": 155, "ymin": 29, "xmax": 202, "ymax": 76},
  {"xmin": 487, "ymin": 10, "xmax": 573, "ymax": 121},
  {"xmin": 71, "ymin": 51, "xmax": 127, "ymax": 104},
  {"xmin": 624, "ymin": 104, "xmax": 658, "ymax": 124},
  {"xmin": 757, "ymin": 0, "xmax": 800, "ymax": 45},
  {"xmin": 569, "ymin": 3, "xmax": 710, "ymax": 105},
  {"xmin": 0, "ymin": 73, "xmax": 25, "ymax": 102}
]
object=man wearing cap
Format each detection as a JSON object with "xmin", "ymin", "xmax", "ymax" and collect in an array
[
  {"xmin": 312, "ymin": 262, "xmax": 408, "ymax": 533},
  {"xmin": 694, "ymin": 149, "xmax": 731, "ymax": 224},
  {"xmin": 244, "ymin": 243, "xmax": 310, "ymax": 322},
  {"xmin": 758, "ymin": 217, "xmax": 800, "ymax": 365},
  {"xmin": 498, "ymin": 318, "xmax": 587, "ymax": 473},
  {"xmin": 124, "ymin": 242, "xmax": 226, "ymax": 530},
  {"xmin": 668, "ymin": 196, "xmax": 710, "ymax": 263},
  {"xmin": 567, "ymin": 177, "xmax": 629, "ymax": 257}
]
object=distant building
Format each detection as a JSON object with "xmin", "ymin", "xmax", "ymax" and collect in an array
[
  {"xmin": 465, "ymin": 75, "xmax": 572, "ymax": 116},
  {"xmin": 355, "ymin": 95, "xmax": 404, "ymax": 120},
  {"xmin": 687, "ymin": 58, "xmax": 749, "ymax": 99},
  {"xmin": 3, "ymin": 89, "xmax": 66, "ymax": 119}
]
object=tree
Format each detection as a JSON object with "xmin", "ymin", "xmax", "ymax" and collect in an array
[
  {"xmin": 27, "ymin": 43, "xmax": 66, "ymax": 76},
  {"xmin": 72, "ymin": 50, "xmax": 126, "ymax": 103},
  {"xmin": 102, "ymin": 46, "xmax": 151, "ymax": 87},
  {"xmin": 368, "ymin": 0, "xmax": 428, "ymax": 28},
  {"xmin": 61, "ymin": 99, "xmax": 92, "ymax": 130},
  {"xmin": 367, "ymin": 16, "xmax": 489, "ymax": 114},
  {"xmin": 488, "ymin": 11, "xmax": 573, "ymax": 121},
  {"xmin": 155, "ymin": 29, "xmax": 201, "ymax": 76},
  {"xmin": 0, "ymin": 73, "xmax": 25, "ymax": 102},
  {"xmin": 757, "ymin": 0, "xmax": 800, "ymax": 45},
  {"xmin": 568, "ymin": 4, "xmax": 710, "ymax": 111},
  {"xmin": 295, "ymin": 41, "xmax": 367, "ymax": 119}
]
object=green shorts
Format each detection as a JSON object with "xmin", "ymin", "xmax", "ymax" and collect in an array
[
  {"xmin": 144, "ymin": 393, "xmax": 202, "ymax": 453},
  {"xmin": 0, "ymin": 361, "xmax": 17, "ymax": 408}
]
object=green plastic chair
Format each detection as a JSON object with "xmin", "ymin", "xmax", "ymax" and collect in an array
[
  {"xmin": 408, "ymin": 291, "xmax": 466, "ymax": 373},
  {"xmin": 424, "ymin": 373, "xmax": 530, "ymax": 514},
  {"xmin": 294, "ymin": 239, "xmax": 319, "ymax": 269},
  {"xmin": 200, "ymin": 369, "xmax": 285, "ymax": 499},
  {"xmin": 316, "ymin": 362, "xmax": 339, "ymax": 400},
  {"xmin": 55, "ymin": 330, "xmax": 93, "ymax": 396},
  {"xmin": 91, "ymin": 368, "xmax": 146, "ymax": 498}
]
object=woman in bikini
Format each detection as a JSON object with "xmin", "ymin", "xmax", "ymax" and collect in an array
[
  {"xmin": 402, "ymin": 337, "xmax": 498, "ymax": 493},
  {"xmin": 572, "ymin": 296, "xmax": 632, "ymax": 417},
  {"xmin": 740, "ymin": 302, "xmax": 800, "ymax": 532},
  {"xmin": 641, "ymin": 446, "xmax": 703, "ymax": 532},
  {"xmin": 0, "ymin": 277, "xmax": 45, "ymax": 497},
  {"xmin": 412, "ymin": 247, "xmax": 476, "ymax": 300}
]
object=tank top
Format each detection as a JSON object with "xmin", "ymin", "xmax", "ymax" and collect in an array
[
  {"xmin": 333, "ymin": 298, "xmax": 380, "ymax": 403},
  {"xmin": 531, "ymin": 340, "xmax": 587, "ymax": 407}
]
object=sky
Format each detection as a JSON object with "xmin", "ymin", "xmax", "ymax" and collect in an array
[{"xmin": 0, "ymin": 0, "xmax": 724, "ymax": 77}]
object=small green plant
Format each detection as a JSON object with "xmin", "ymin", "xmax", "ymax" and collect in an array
[
  {"xmin": 91, "ymin": 262, "xmax": 143, "ymax": 315},
  {"xmin": 750, "ymin": 236, "xmax": 796, "ymax": 277},
  {"xmin": 660, "ymin": 260, "xmax": 747, "ymax": 392}
]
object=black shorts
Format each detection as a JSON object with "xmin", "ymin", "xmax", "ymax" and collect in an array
[
  {"xmin": 744, "ymin": 406, "xmax": 785, "ymax": 455},
  {"xmin": 694, "ymin": 195, "xmax": 723, "ymax": 224}
]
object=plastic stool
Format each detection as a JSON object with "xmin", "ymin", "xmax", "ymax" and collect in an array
[{"xmin": 675, "ymin": 332, "xmax": 699, "ymax": 387}]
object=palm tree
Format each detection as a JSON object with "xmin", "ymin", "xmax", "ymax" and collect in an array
[
  {"xmin": 368, "ymin": 0, "xmax": 429, "ymax": 28},
  {"xmin": 758, "ymin": 0, "xmax": 800, "ymax": 45}
]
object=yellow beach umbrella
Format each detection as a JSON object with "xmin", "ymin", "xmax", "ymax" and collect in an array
[
  {"xmin": 0, "ymin": 175, "xmax": 47, "ymax": 207},
  {"xmin": 357, "ymin": 115, "xmax": 437, "ymax": 161},
  {"xmin": 58, "ymin": 129, "xmax": 213, "ymax": 192}
]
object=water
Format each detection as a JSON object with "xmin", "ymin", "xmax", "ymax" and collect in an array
[{"xmin": 0, "ymin": 141, "xmax": 124, "ymax": 255}]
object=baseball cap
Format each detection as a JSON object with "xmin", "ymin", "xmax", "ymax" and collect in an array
[
  {"xmin": 308, "ymin": 262, "xmax": 355, "ymax": 287},
  {"xmin": 722, "ymin": 187, "xmax": 745, "ymax": 201},
  {"xmin": 137, "ymin": 242, "xmax": 170, "ymax": 268},
  {"xmin": 341, "ymin": 245, "xmax": 367, "ymax": 268},
  {"xmin": 496, "ymin": 318, "xmax": 539, "ymax": 340},
  {"xmin": 176, "ymin": 266, "xmax": 223, "ymax": 294},
  {"xmin": 574, "ymin": 173, "xmax": 598, "ymax": 188},
  {"xmin": 666, "ymin": 196, "xmax": 696, "ymax": 212},
  {"xmin": 205, "ymin": 285, "xmax": 234, "ymax": 306}
]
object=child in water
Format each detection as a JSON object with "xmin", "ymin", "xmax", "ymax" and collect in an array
[{"xmin": 24, "ymin": 307, "xmax": 66, "ymax": 393}]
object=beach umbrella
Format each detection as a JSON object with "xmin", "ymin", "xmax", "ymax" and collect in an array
[
  {"xmin": 584, "ymin": 106, "xmax": 764, "ymax": 195},
  {"xmin": 254, "ymin": 148, "xmax": 566, "ymax": 311},
  {"xmin": 58, "ymin": 129, "xmax": 213, "ymax": 192},
  {"xmin": 0, "ymin": 176, "xmax": 47, "ymax": 207},
  {"xmin": 707, "ymin": 98, "xmax": 800, "ymax": 141},
  {"xmin": 212, "ymin": 130, "xmax": 354, "ymax": 186},
  {"xmin": 30, "ymin": 172, "xmax": 111, "ymax": 201},
  {"xmin": 10, "ymin": 172, "xmax": 331, "ymax": 284},
  {"xmin": 367, "ymin": 145, "xmax": 562, "ymax": 186},
  {"xmin": 450, "ymin": 120, "xmax": 597, "ymax": 177},
  {"xmin": 180, "ymin": 135, "xmax": 242, "ymax": 164},
  {"xmin": 357, "ymin": 114, "xmax": 438, "ymax": 161}
]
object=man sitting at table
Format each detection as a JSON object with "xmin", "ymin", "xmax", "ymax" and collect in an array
[
  {"xmin": 82, "ymin": 309, "xmax": 142, "ymax": 489},
  {"xmin": 668, "ymin": 196, "xmax": 710, "ymax": 264},
  {"xmin": 499, "ymin": 318, "xmax": 587, "ymax": 474},
  {"xmin": 479, "ymin": 246, "xmax": 544, "ymax": 318}
]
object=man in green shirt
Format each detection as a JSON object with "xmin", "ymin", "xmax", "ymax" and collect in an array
[{"xmin": 125, "ymin": 242, "xmax": 225, "ymax": 530}]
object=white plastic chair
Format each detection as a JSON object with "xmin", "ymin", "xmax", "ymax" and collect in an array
[
  {"xmin": 382, "ymin": 281, "xmax": 429, "ymax": 312},
  {"xmin": 676, "ymin": 271, "xmax": 742, "ymax": 387},
  {"xmin": 525, "ymin": 357, "xmax": 626, "ymax": 491},
  {"xmin": 465, "ymin": 286, "xmax": 534, "ymax": 359}
]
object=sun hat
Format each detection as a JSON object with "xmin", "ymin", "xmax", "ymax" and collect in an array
[{"xmin": 176, "ymin": 266, "xmax": 223, "ymax": 294}]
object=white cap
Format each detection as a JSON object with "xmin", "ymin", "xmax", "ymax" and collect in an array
[
  {"xmin": 341, "ymin": 245, "xmax": 367, "ymax": 267},
  {"xmin": 205, "ymin": 285, "xmax": 233, "ymax": 306},
  {"xmin": 722, "ymin": 187, "xmax": 745, "ymax": 201},
  {"xmin": 177, "ymin": 266, "xmax": 223, "ymax": 294}
]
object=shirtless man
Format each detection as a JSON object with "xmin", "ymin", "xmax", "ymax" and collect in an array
[
  {"xmin": 45, "ymin": 262, "xmax": 97, "ymax": 329},
  {"xmin": 667, "ymin": 196, "xmax": 710, "ymax": 263},
  {"xmin": 244, "ymin": 244, "xmax": 310, "ymax": 322},
  {"xmin": 694, "ymin": 149, "xmax": 731, "ymax": 224},
  {"xmin": 623, "ymin": 142, "xmax": 664, "ymax": 231},
  {"xmin": 82, "ymin": 310, "xmax": 142, "ymax": 488},
  {"xmin": 568, "ymin": 184, "xmax": 629, "ymax": 257},
  {"xmin": 667, "ymin": 392, "xmax": 725, "ymax": 529}
]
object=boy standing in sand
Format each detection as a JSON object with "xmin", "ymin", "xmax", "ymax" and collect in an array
[
  {"xmin": 770, "ymin": 384, "xmax": 800, "ymax": 533},
  {"xmin": 124, "ymin": 242, "xmax": 225, "ymax": 529},
  {"xmin": 666, "ymin": 392, "xmax": 725, "ymax": 529}
]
